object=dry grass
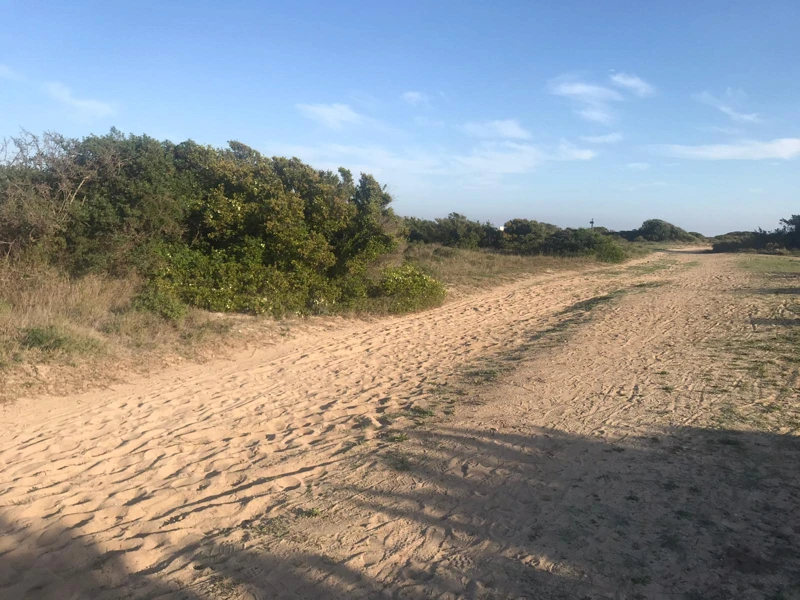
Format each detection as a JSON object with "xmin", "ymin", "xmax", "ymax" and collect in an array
[
  {"xmin": 0, "ymin": 244, "xmax": 647, "ymax": 401},
  {"xmin": 0, "ymin": 259, "xmax": 267, "ymax": 401},
  {"xmin": 738, "ymin": 255, "xmax": 800, "ymax": 274},
  {"xmin": 405, "ymin": 244, "xmax": 596, "ymax": 297}
]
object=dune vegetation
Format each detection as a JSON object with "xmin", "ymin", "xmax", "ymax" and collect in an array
[{"xmin": 1, "ymin": 129, "xmax": 705, "ymax": 387}]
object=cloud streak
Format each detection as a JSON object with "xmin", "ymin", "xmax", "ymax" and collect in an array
[
  {"xmin": 401, "ymin": 91, "xmax": 428, "ymax": 107},
  {"xmin": 653, "ymin": 138, "xmax": 800, "ymax": 160},
  {"xmin": 2, "ymin": 65, "xmax": 114, "ymax": 118},
  {"xmin": 624, "ymin": 181, "xmax": 668, "ymax": 192},
  {"xmin": 267, "ymin": 138, "xmax": 595, "ymax": 186},
  {"xmin": 458, "ymin": 119, "xmax": 531, "ymax": 139},
  {"xmin": 694, "ymin": 90, "xmax": 761, "ymax": 123},
  {"xmin": 610, "ymin": 72, "xmax": 655, "ymax": 97},
  {"xmin": 581, "ymin": 132, "xmax": 623, "ymax": 144},
  {"xmin": 550, "ymin": 72, "xmax": 654, "ymax": 124},
  {"xmin": 295, "ymin": 103, "xmax": 364, "ymax": 129},
  {"xmin": 0, "ymin": 64, "xmax": 23, "ymax": 81},
  {"xmin": 45, "ymin": 82, "xmax": 114, "ymax": 118},
  {"xmin": 549, "ymin": 78, "xmax": 623, "ymax": 124}
]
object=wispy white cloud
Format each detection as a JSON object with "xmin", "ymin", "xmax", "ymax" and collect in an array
[
  {"xmin": 626, "ymin": 162, "xmax": 651, "ymax": 171},
  {"xmin": 267, "ymin": 142, "xmax": 447, "ymax": 181},
  {"xmin": 458, "ymin": 119, "xmax": 531, "ymax": 140},
  {"xmin": 414, "ymin": 116, "xmax": 444, "ymax": 128},
  {"xmin": 653, "ymin": 138, "xmax": 800, "ymax": 160},
  {"xmin": 700, "ymin": 125, "xmax": 744, "ymax": 135},
  {"xmin": 624, "ymin": 181, "xmax": 668, "ymax": 192},
  {"xmin": 551, "ymin": 72, "xmax": 654, "ymax": 125},
  {"xmin": 548, "ymin": 77, "xmax": 623, "ymax": 124},
  {"xmin": 0, "ymin": 64, "xmax": 23, "ymax": 81},
  {"xmin": 45, "ymin": 82, "xmax": 114, "ymax": 118},
  {"xmin": 2, "ymin": 66, "xmax": 114, "ymax": 118},
  {"xmin": 610, "ymin": 72, "xmax": 655, "ymax": 97},
  {"xmin": 295, "ymin": 103, "xmax": 364, "ymax": 130},
  {"xmin": 693, "ymin": 90, "xmax": 761, "ymax": 123},
  {"xmin": 454, "ymin": 142, "xmax": 543, "ymax": 176},
  {"xmin": 267, "ymin": 138, "xmax": 595, "ymax": 187},
  {"xmin": 452, "ymin": 141, "xmax": 594, "ymax": 182},
  {"xmin": 349, "ymin": 91, "xmax": 381, "ymax": 109},
  {"xmin": 581, "ymin": 132, "xmax": 623, "ymax": 144},
  {"xmin": 552, "ymin": 142, "xmax": 597, "ymax": 161},
  {"xmin": 402, "ymin": 91, "xmax": 429, "ymax": 107},
  {"xmin": 550, "ymin": 81, "xmax": 623, "ymax": 103}
]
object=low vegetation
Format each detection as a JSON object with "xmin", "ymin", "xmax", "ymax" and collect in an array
[
  {"xmin": 712, "ymin": 215, "xmax": 800, "ymax": 254},
  {"xmin": 405, "ymin": 213, "xmax": 702, "ymax": 263},
  {"xmin": 0, "ymin": 128, "xmax": 705, "ymax": 394}
]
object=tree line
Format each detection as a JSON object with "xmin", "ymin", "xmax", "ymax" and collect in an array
[
  {"xmin": 0, "ymin": 129, "xmax": 710, "ymax": 320},
  {"xmin": 711, "ymin": 216, "xmax": 800, "ymax": 253},
  {"xmin": 404, "ymin": 213, "xmax": 703, "ymax": 261}
]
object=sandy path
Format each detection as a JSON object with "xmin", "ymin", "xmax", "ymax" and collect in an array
[{"xmin": 2, "ymin": 251, "xmax": 798, "ymax": 599}]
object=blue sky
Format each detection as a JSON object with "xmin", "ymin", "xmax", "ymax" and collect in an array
[{"xmin": 2, "ymin": 0, "xmax": 798, "ymax": 234}]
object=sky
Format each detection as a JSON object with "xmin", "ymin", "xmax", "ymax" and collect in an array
[{"xmin": 1, "ymin": 0, "xmax": 798, "ymax": 235}]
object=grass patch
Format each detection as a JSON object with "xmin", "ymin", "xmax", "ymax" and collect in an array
[
  {"xmin": 19, "ymin": 325, "xmax": 102, "ymax": 357},
  {"xmin": 384, "ymin": 451, "xmax": 413, "ymax": 471},
  {"xmin": 738, "ymin": 256, "xmax": 800, "ymax": 274},
  {"xmin": 405, "ymin": 244, "xmax": 596, "ymax": 295},
  {"xmin": 0, "ymin": 261, "xmax": 249, "ymax": 400}
]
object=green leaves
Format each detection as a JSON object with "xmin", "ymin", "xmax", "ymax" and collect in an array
[{"xmin": 2, "ymin": 131, "xmax": 444, "ymax": 318}]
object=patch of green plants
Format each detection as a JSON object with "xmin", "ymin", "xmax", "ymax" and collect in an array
[
  {"xmin": 737, "ymin": 256, "xmax": 800, "ymax": 274},
  {"xmin": 132, "ymin": 281, "xmax": 189, "ymax": 321},
  {"xmin": 384, "ymin": 451, "xmax": 413, "ymax": 471},
  {"xmin": 0, "ymin": 131, "xmax": 442, "ymax": 320},
  {"xmin": 408, "ymin": 405, "xmax": 435, "ymax": 419},
  {"xmin": 19, "ymin": 325, "xmax": 102, "ymax": 357},
  {"xmin": 371, "ymin": 264, "xmax": 446, "ymax": 314}
]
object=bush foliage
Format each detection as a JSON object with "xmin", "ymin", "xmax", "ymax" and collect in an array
[
  {"xmin": 402, "ymin": 214, "xmax": 690, "ymax": 263},
  {"xmin": 2, "ymin": 129, "xmax": 704, "ymax": 322},
  {"xmin": 712, "ymin": 216, "xmax": 800, "ymax": 253},
  {"xmin": 0, "ymin": 130, "xmax": 435, "ymax": 316},
  {"xmin": 374, "ymin": 264, "xmax": 446, "ymax": 313}
]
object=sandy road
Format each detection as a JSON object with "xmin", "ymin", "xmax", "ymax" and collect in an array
[{"xmin": 1, "ymin": 250, "xmax": 798, "ymax": 599}]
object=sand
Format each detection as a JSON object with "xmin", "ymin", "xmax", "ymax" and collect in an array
[{"xmin": 1, "ymin": 250, "xmax": 798, "ymax": 599}]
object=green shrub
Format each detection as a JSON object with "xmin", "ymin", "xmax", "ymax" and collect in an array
[
  {"xmin": 374, "ymin": 264, "xmax": 446, "ymax": 313},
  {"xmin": 595, "ymin": 239, "xmax": 627, "ymax": 263},
  {"xmin": 20, "ymin": 325, "xmax": 101, "ymax": 356},
  {"xmin": 132, "ymin": 281, "xmax": 189, "ymax": 321}
]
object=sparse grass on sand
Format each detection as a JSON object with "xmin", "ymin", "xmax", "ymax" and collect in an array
[
  {"xmin": 0, "ymin": 260, "xmax": 252, "ymax": 400},
  {"xmin": 0, "ymin": 244, "xmax": 651, "ymax": 400},
  {"xmin": 738, "ymin": 255, "xmax": 800, "ymax": 274},
  {"xmin": 404, "ymin": 244, "xmax": 597, "ymax": 296}
]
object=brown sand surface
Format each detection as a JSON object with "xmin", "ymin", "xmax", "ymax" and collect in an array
[{"xmin": 2, "ymin": 250, "xmax": 798, "ymax": 599}]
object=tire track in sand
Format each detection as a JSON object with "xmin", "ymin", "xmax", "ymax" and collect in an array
[{"xmin": 0, "ymin": 252, "xmax": 695, "ymax": 598}]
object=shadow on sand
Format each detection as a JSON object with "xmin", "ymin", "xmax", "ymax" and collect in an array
[{"xmin": 2, "ymin": 424, "xmax": 799, "ymax": 599}]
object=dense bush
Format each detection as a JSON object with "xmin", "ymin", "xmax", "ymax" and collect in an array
[
  {"xmin": 617, "ymin": 219, "xmax": 700, "ymax": 243},
  {"xmin": 0, "ymin": 130, "xmax": 444, "ymax": 317},
  {"xmin": 712, "ymin": 215, "xmax": 800, "ymax": 253},
  {"xmin": 372, "ymin": 264, "xmax": 446, "ymax": 313},
  {"xmin": 405, "ymin": 213, "xmax": 500, "ymax": 249},
  {"xmin": 404, "ymin": 213, "xmax": 632, "ymax": 263}
]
